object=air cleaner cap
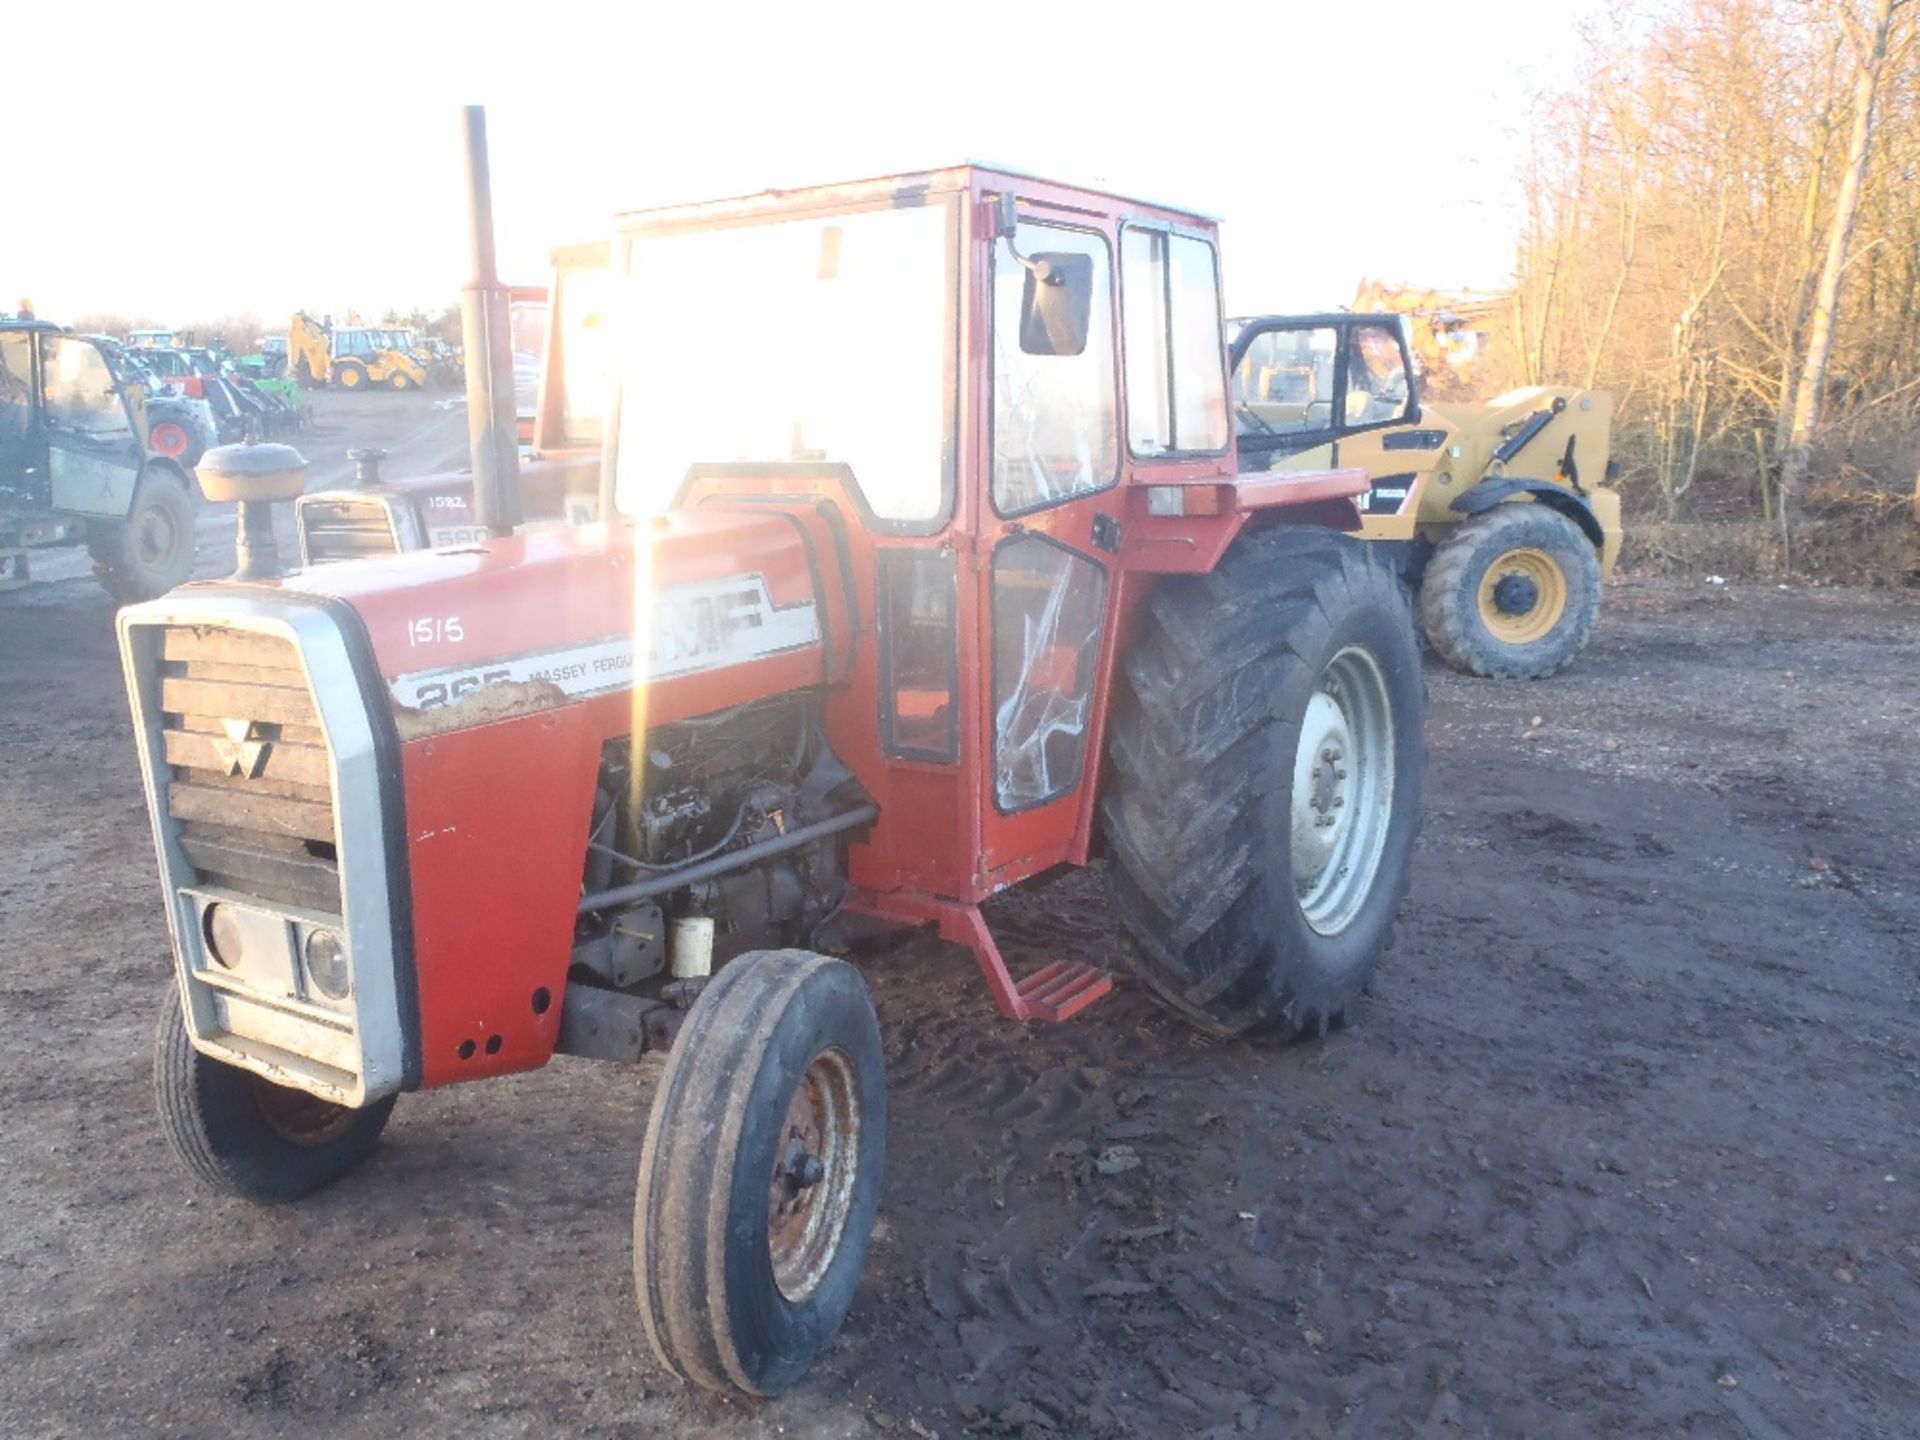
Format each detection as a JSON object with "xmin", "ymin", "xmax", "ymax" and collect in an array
[{"xmin": 196, "ymin": 441, "xmax": 309, "ymax": 504}]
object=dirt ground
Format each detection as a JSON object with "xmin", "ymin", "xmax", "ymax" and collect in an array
[{"xmin": 2, "ymin": 437, "xmax": 1917, "ymax": 1438}]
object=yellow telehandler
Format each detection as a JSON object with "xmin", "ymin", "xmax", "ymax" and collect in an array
[{"xmin": 1230, "ymin": 314, "xmax": 1621, "ymax": 679}]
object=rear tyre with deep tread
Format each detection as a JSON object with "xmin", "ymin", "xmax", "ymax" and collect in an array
[
  {"xmin": 1101, "ymin": 526, "xmax": 1425, "ymax": 1038},
  {"xmin": 634, "ymin": 950, "xmax": 885, "ymax": 1396},
  {"xmin": 153, "ymin": 990, "xmax": 394, "ymax": 1204}
]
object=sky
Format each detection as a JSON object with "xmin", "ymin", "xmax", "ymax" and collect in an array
[{"xmin": 5, "ymin": 0, "xmax": 1605, "ymax": 331}]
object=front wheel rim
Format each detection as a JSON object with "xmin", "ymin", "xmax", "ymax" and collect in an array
[
  {"xmin": 249, "ymin": 1075, "xmax": 357, "ymax": 1147},
  {"xmin": 1477, "ymin": 546, "xmax": 1568, "ymax": 644},
  {"xmin": 1291, "ymin": 644, "xmax": 1397, "ymax": 936},
  {"xmin": 767, "ymin": 1047, "xmax": 861, "ymax": 1303}
]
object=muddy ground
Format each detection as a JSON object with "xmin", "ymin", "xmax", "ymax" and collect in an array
[{"xmin": 2, "ymin": 419, "xmax": 1917, "ymax": 1438}]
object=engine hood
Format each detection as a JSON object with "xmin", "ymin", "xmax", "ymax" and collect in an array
[{"xmin": 180, "ymin": 509, "xmax": 838, "ymax": 738}]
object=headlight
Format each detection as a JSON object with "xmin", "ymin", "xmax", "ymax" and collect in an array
[
  {"xmin": 303, "ymin": 928, "xmax": 351, "ymax": 1001},
  {"xmin": 203, "ymin": 904, "xmax": 244, "ymax": 969}
]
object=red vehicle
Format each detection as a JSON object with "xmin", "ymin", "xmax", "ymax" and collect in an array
[{"xmin": 120, "ymin": 151, "xmax": 1425, "ymax": 1396}]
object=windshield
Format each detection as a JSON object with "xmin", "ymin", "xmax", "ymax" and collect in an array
[{"xmin": 613, "ymin": 198, "xmax": 955, "ymax": 525}]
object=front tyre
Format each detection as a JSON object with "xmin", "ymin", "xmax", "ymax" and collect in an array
[
  {"xmin": 153, "ymin": 991, "xmax": 394, "ymax": 1204},
  {"xmin": 634, "ymin": 951, "xmax": 885, "ymax": 1396},
  {"xmin": 1419, "ymin": 504, "xmax": 1602, "ymax": 679},
  {"xmin": 93, "ymin": 467, "xmax": 196, "ymax": 604},
  {"xmin": 388, "ymin": 369, "xmax": 415, "ymax": 392},
  {"xmin": 1101, "ymin": 527, "xmax": 1426, "ymax": 1038}
]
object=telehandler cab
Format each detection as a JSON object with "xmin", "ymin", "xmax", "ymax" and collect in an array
[
  {"xmin": 1230, "ymin": 313, "xmax": 1621, "ymax": 678},
  {"xmin": 121, "ymin": 120, "xmax": 1426, "ymax": 1396}
]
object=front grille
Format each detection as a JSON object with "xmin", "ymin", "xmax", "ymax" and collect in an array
[
  {"xmin": 158, "ymin": 626, "xmax": 341, "ymax": 912},
  {"xmin": 299, "ymin": 497, "xmax": 398, "ymax": 564}
]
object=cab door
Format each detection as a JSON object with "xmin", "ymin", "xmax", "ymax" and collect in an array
[
  {"xmin": 970, "ymin": 202, "xmax": 1234, "ymax": 884},
  {"xmin": 40, "ymin": 334, "xmax": 145, "ymax": 519},
  {"xmin": 972, "ymin": 201, "xmax": 1123, "ymax": 882}
]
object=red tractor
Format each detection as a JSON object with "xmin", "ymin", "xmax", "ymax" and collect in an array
[{"xmin": 119, "ymin": 130, "xmax": 1425, "ymax": 1396}]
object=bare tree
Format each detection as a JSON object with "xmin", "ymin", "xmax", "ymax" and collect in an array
[{"xmin": 1779, "ymin": 0, "xmax": 1911, "ymax": 529}]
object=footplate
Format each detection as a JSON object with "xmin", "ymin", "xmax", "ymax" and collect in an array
[
  {"xmin": 1013, "ymin": 960, "xmax": 1112, "ymax": 1022},
  {"xmin": 846, "ymin": 891, "xmax": 1112, "ymax": 1024}
]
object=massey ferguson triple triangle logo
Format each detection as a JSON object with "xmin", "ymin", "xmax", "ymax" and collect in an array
[{"xmin": 210, "ymin": 717, "xmax": 270, "ymax": 778}]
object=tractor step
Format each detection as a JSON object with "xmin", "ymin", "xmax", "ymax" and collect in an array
[
  {"xmin": 845, "ymin": 891, "xmax": 1113, "ymax": 1024},
  {"xmin": 1014, "ymin": 960, "xmax": 1112, "ymax": 1021}
]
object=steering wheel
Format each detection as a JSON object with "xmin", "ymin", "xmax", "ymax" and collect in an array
[{"xmin": 1235, "ymin": 402, "xmax": 1278, "ymax": 435}]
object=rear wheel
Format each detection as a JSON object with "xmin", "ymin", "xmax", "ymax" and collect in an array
[
  {"xmin": 1101, "ymin": 526, "xmax": 1425, "ymax": 1037},
  {"xmin": 335, "ymin": 362, "xmax": 367, "ymax": 391},
  {"xmin": 93, "ymin": 468, "xmax": 195, "ymax": 604},
  {"xmin": 153, "ymin": 991, "xmax": 394, "ymax": 1204},
  {"xmin": 634, "ymin": 950, "xmax": 885, "ymax": 1395},
  {"xmin": 1419, "ymin": 505, "xmax": 1601, "ymax": 678}
]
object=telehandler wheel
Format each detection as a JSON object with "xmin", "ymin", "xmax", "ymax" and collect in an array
[
  {"xmin": 335, "ymin": 362, "xmax": 368, "ymax": 391},
  {"xmin": 1419, "ymin": 505, "xmax": 1601, "ymax": 679},
  {"xmin": 153, "ymin": 991, "xmax": 395, "ymax": 1204},
  {"xmin": 147, "ymin": 417, "xmax": 194, "ymax": 461},
  {"xmin": 634, "ymin": 950, "xmax": 885, "ymax": 1396},
  {"xmin": 388, "ymin": 370, "xmax": 415, "ymax": 392},
  {"xmin": 1101, "ymin": 527, "xmax": 1425, "ymax": 1038},
  {"xmin": 92, "ymin": 468, "xmax": 196, "ymax": 605}
]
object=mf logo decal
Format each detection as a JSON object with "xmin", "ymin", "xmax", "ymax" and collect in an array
[
  {"xmin": 210, "ymin": 717, "xmax": 271, "ymax": 778},
  {"xmin": 388, "ymin": 574, "xmax": 820, "ymax": 713}
]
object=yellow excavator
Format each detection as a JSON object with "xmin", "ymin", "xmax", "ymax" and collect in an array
[
  {"xmin": 1230, "ymin": 313, "xmax": 1621, "ymax": 679},
  {"xmin": 286, "ymin": 312, "xmax": 427, "ymax": 392}
]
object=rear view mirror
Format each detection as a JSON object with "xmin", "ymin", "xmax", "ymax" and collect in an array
[{"xmin": 1018, "ymin": 253, "xmax": 1093, "ymax": 357}]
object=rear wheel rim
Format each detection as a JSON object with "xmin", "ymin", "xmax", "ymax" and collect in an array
[
  {"xmin": 767, "ymin": 1047, "xmax": 861, "ymax": 1303},
  {"xmin": 249, "ymin": 1075, "xmax": 357, "ymax": 1147},
  {"xmin": 151, "ymin": 422, "xmax": 188, "ymax": 458},
  {"xmin": 1477, "ymin": 546, "xmax": 1568, "ymax": 644},
  {"xmin": 1291, "ymin": 644, "xmax": 1396, "ymax": 936}
]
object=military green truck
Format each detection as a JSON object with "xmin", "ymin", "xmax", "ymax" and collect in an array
[{"xmin": 1230, "ymin": 313, "xmax": 1621, "ymax": 679}]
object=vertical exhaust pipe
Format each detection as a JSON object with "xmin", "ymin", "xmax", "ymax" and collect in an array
[{"xmin": 459, "ymin": 105, "xmax": 522, "ymax": 536}]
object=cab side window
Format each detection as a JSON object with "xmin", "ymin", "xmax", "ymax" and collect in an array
[
  {"xmin": 0, "ymin": 333, "xmax": 33, "ymax": 453},
  {"xmin": 1233, "ymin": 326, "xmax": 1338, "ymax": 438},
  {"xmin": 991, "ymin": 222, "xmax": 1117, "ymax": 515},
  {"xmin": 42, "ymin": 337, "xmax": 132, "ymax": 441},
  {"xmin": 1121, "ymin": 228, "xmax": 1228, "ymax": 456},
  {"xmin": 1344, "ymin": 322, "xmax": 1413, "ymax": 426}
]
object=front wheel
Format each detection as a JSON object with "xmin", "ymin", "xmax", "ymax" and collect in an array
[
  {"xmin": 1101, "ymin": 526, "xmax": 1426, "ymax": 1037},
  {"xmin": 153, "ymin": 991, "xmax": 394, "ymax": 1204},
  {"xmin": 388, "ymin": 369, "xmax": 415, "ymax": 392},
  {"xmin": 634, "ymin": 951, "xmax": 886, "ymax": 1396},
  {"xmin": 93, "ymin": 468, "xmax": 196, "ymax": 604},
  {"xmin": 1419, "ymin": 504, "xmax": 1602, "ymax": 679}
]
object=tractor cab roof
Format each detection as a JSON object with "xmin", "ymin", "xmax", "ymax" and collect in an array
[{"xmin": 614, "ymin": 162, "xmax": 1217, "ymax": 235}]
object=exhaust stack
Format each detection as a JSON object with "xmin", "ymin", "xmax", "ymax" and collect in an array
[{"xmin": 459, "ymin": 105, "xmax": 523, "ymax": 537}]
